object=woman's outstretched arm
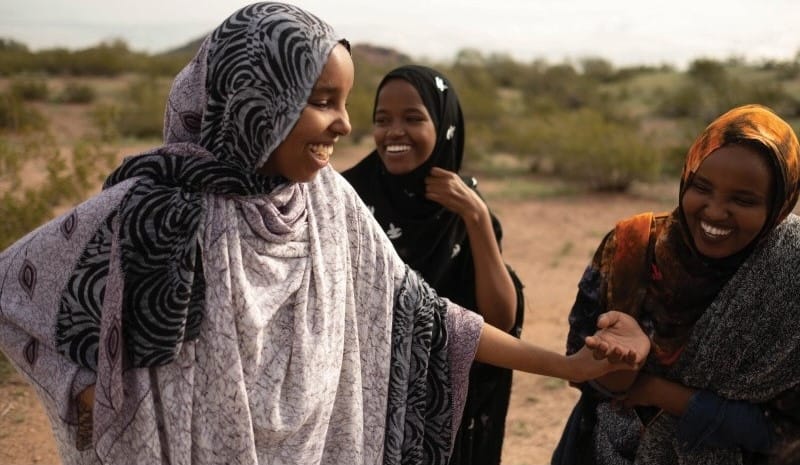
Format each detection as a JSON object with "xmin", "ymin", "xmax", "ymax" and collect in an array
[{"xmin": 474, "ymin": 311, "xmax": 650, "ymax": 382}]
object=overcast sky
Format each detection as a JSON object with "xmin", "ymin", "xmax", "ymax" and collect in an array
[{"xmin": 2, "ymin": 0, "xmax": 799, "ymax": 68}]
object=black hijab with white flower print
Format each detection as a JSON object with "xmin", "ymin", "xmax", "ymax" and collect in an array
[{"xmin": 344, "ymin": 65, "xmax": 501, "ymax": 310}]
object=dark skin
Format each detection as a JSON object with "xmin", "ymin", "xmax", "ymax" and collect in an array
[{"xmin": 587, "ymin": 142, "xmax": 775, "ymax": 417}]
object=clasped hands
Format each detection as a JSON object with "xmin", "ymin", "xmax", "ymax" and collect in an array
[{"xmin": 570, "ymin": 311, "xmax": 650, "ymax": 382}]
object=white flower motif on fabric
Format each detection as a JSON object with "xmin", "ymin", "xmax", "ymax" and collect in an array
[
  {"xmin": 446, "ymin": 125, "xmax": 456, "ymax": 140},
  {"xmin": 451, "ymin": 243, "xmax": 461, "ymax": 258},
  {"xmin": 435, "ymin": 76, "xmax": 448, "ymax": 92},
  {"xmin": 387, "ymin": 223, "xmax": 403, "ymax": 240}
]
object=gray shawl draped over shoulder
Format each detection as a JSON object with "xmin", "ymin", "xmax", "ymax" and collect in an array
[
  {"xmin": 594, "ymin": 214, "xmax": 800, "ymax": 465},
  {"xmin": 0, "ymin": 3, "xmax": 482, "ymax": 464}
]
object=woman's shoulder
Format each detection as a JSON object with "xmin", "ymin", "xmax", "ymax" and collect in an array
[{"xmin": 769, "ymin": 213, "xmax": 800, "ymax": 252}]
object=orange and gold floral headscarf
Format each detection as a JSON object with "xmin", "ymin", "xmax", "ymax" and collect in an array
[
  {"xmin": 680, "ymin": 104, "xmax": 800, "ymax": 234},
  {"xmin": 610, "ymin": 105, "xmax": 800, "ymax": 364}
]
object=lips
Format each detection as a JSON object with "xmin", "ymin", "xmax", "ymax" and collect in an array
[
  {"xmin": 700, "ymin": 221, "xmax": 733, "ymax": 239},
  {"xmin": 309, "ymin": 143, "xmax": 333, "ymax": 162},
  {"xmin": 385, "ymin": 144, "xmax": 411, "ymax": 155}
]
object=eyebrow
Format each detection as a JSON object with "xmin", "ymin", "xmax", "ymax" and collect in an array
[
  {"xmin": 310, "ymin": 85, "xmax": 339, "ymax": 93},
  {"xmin": 694, "ymin": 174, "xmax": 766, "ymax": 197}
]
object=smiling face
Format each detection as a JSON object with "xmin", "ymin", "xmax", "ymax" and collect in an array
[
  {"xmin": 372, "ymin": 78, "xmax": 437, "ymax": 175},
  {"xmin": 681, "ymin": 143, "xmax": 774, "ymax": 259},
  {"xmin": 258, "ymin": 43, "xmax": 353, "ymax": 182}
]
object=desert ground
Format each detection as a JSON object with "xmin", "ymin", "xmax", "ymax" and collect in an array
[{"xmin": 0, "ymin": 141, "xmax": 682, "ymax": 465}]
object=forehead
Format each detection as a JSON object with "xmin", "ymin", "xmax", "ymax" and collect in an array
[
  {"xmin": 697, "ymin": 144, "xmax": 774, "ymax": 190},
  {"xmin": 376, "ymin": 79, "xmax": 425, "ymax": 108},
  {"xmin": 312, "ymin": 44, "xmax": 353, "ymax": 91}
]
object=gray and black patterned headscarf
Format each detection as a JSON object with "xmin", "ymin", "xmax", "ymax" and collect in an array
[{"xmin": 56, "ymin": 3, "xmax": 343, "ymax": 368}]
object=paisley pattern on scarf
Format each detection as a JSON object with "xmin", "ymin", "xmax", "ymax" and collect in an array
[
  {"xmin": 55, "ymin": 3, "xmax": 332, "ymax": 368},
  {"xmin": 12, "ymin": 4, "xmax": 474, "ymax": 464}
]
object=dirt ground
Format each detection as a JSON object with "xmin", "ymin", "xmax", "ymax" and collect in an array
[{"xmin": 0, "ymin": 144, "xmax": 677, "ymax": 465}]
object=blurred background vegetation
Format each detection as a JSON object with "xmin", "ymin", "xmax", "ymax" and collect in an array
[{"xmin": 0, "ymin": 34, "xmax": 799, "ymax": 289}]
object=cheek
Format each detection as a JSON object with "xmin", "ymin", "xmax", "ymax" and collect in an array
[
  {"xmin": 745, "ymin": 208, "xmax": 770, "ymax": 233},
  {"xmin": 680, "ymin": 191, "xmax": 700, "ymax": 217}
]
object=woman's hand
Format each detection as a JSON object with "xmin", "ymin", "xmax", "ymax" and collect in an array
[
  {"xmin": 424, "ymin": 167, "xmax": 486, "ymax": 221},
  {"xmin": 425, "ymin": 166, "xmax": 518, "ymax": 330},
  {"xmin": 585, "ymin": 311, "xmax": 651, "ymax": 369}
]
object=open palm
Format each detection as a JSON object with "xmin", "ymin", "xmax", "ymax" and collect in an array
[{"xmin": 585, "ymin": 311, "xmax": 651, "ymax": 369}]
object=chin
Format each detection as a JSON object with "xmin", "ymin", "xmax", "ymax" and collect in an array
[{"xmin": 291, "ymin": 171, "xmax": 320, "ymax": 183}]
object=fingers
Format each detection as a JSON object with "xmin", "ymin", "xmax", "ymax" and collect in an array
[
  {"xmin": 596, "ymin": 311, "xmax": 620, "ymax": 329},
  {"xmin": 428, "ymin": 167, "xmax": 452, "ymax": 177},
  {"xmin": 586, "ymin": 334, "xmax": 641, "ymax": 367}
]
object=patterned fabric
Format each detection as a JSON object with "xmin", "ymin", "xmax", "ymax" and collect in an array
[
  {"xmin": 560, "ymin": 105, "xmax": 800, "ymax": 464},
  {"xmin": 343, "ymin": 65, "xmax": 524, "ymax": 465},
  {"xmin": 0, "ymin": 3, "xmax": 484, "ymax": 464},
  {"xmin": 384, "ymin": 269, "xmax": 452, "ymax": 465},
  {"xmin": 56, "ymin": 2, "xmax": 335, "ymax": 368}
]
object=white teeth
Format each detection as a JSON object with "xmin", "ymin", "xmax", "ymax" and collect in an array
[
  {"xmin": 701, "ymin": 221, "xmax": 732, "ymax": 237},
  {"xmin": 309, "ymin": 144, "xmax": 333, "ymax": 161},
  {"xmin": 386, "ymin": 144, "xmax": 411, "ymax": 153}
]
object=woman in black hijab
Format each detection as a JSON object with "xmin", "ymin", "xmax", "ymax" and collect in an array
[{"xmin": 342, "ymin": 65, "xmax": 524, "ymax": 465}]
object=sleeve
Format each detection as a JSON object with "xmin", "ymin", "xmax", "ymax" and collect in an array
[
  {"xmin": 676, "ymin": 390, "xmax": 775, "ymax": 453},
  {"xmin": 445, "ymin": 300, "xmax": 484, "ymax": 440},
  {"xmin": 565, "ymin": 230, "xmax": 614, "ymax": 356}
]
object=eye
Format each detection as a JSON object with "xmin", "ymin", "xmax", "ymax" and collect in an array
[
  {"xmin": 373, "ymin": 115, "xmax": 388, "ymax": 126},
  {"xmin": 690, "ymin": 180, "xmax": 711, "ymax": 194},
  {"xmin": 732, "ymin": 196, "xmax": 759, "ymax": 207},
  {"xmin": 309, "ymin": 99, "xmax": 329, "ymax": 109}
]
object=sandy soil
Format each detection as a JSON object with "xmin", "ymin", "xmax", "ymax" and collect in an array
[{"xmin": 0, "ymin": 145, "xmax": 677, "ymax": 465}]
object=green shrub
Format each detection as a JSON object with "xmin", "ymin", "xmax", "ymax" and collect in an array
[
  {"xmin": 0, "ymin": 92, "xmax": 46, "ymax": 131},
  {"xmin": 57, "ymin": 82, "xmax": 96, "ymax": 104},
  {"xmin": 9, "ymin": 77, "xmax": 49, "ymax": 101},
  {"xmin": 0, "ymin": 134, "xmax": 112, "ymax": 250},
  {"xmin": 528, "ymin": 109, "xmax": 663, "ymax": 191},
  {"xmin": 91, "ymin": 103, "xmax": 121, "ymax": 142},
  {"xmin": 116, "ymin": 77, "xmax": 170, "ymax": 138}
]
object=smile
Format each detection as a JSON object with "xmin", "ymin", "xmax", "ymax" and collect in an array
[
  {"xmin": 700, "ymin": 221, "xmax": 733, "ymax": 238},
  {"xmin": 309, "ymin": 144, "xmax": 333, "ymax": 162},
  {"xmin": 385, "ymin": 144, "xmax": 411, "ymax": 155}
]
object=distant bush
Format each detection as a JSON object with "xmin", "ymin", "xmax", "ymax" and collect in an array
[
  {"xmin": 57, "ymin": 82, "xmax": 96, "ymax": 104},
  {"xmin": 0, "ymin": 39, "xmax": 185, "ymax": 77},
  {"xmin": 92, "ymin": 77, "xmax": 170, "ymax": 140},
  {"xmin": 0, "ymin": 92, "xmax": 46, "ymax": 131},
  {"xmin": 9, "ymin": 77, "xmax": 49, "ymax": 101},
  {"xmin": 91, "ymin": 103, "xmax": 121, "ymax": 142},
  {"xmin": 117, "ymin": 77, "xmax": 169, "ymax": 138},
  {"xmin": 526, "ymin": 109, "xmax": 663, "ymax": 191},
  {"xmin": 0, "ymin": 134, "xmax": 114, "ymax": 250},
  {"xmin": 657, "ymin": 72, "xmax": 799, "ymax": 121}
]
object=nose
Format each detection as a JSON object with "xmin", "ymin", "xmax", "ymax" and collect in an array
[
  {"xmin": 385, "ymin": 124, "xmax": 405, "ymax": 137},
  {"xmin": 332, "ymin": 108, "xmax": 351, "ymax": 136},
  {"xmin": 703, "ymin": 196, "xmax": 730, "ymax": 221}
]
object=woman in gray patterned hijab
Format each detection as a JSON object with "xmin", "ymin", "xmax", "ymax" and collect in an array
[{"xmin": 0, "ymin": 3, "xmax": 648, "ymax": 465}]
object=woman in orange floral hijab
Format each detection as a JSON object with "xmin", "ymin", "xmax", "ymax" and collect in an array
[{"xmin": 554, "ymin": 104, "xmax": 800, "ymax": 465}]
